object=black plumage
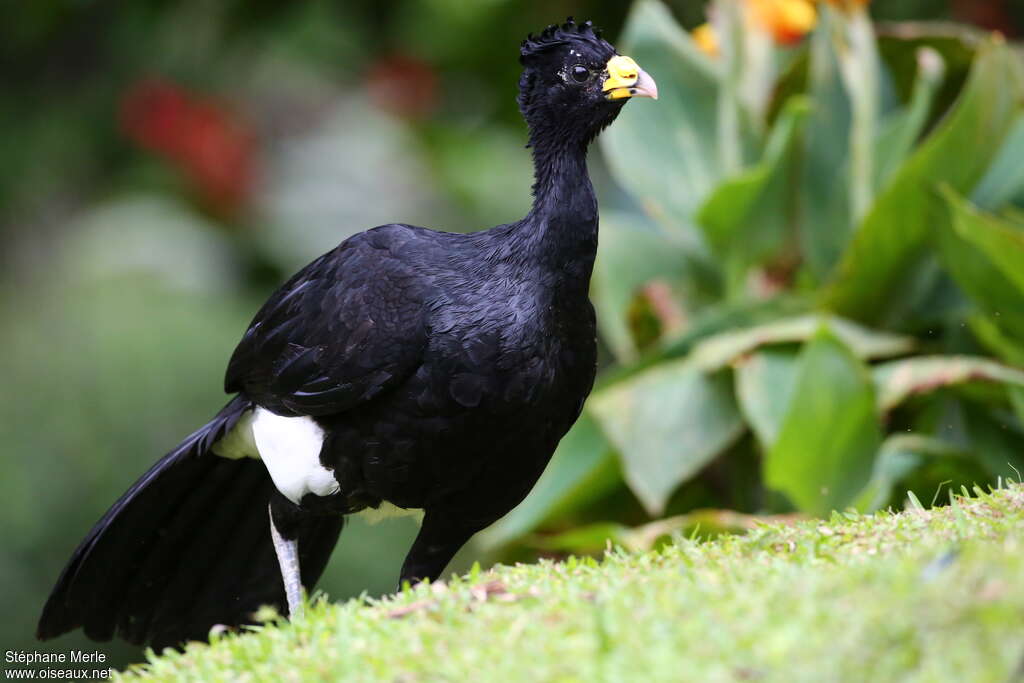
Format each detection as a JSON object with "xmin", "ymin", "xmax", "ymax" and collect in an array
[{"xmin": 38, "ymin": 18, "xmax": 657, "ymax": 650}]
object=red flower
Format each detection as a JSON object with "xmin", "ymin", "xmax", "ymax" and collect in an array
[
  {"xmin": 365, "ymin": 54, "xmax": 439, "ymax": 120},
  {"xmin": 121, "ymin": 79, "xmax": 258, "ymax": 219}
]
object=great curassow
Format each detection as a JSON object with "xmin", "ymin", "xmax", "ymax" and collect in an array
[{"xmin": 37, "ymin": 18, "xmax": 658, "ymax": 650}]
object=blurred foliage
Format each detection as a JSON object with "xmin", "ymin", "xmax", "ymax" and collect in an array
[
  {"xmin": 487, "ymin": 0, "xmax": 1024, "ymax": 557},
  {"xmin": 1, "ymin": 0, "xmax": 1022, "ymax": 670}
]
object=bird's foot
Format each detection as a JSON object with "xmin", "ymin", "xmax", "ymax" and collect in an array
[{"xmin": 268, "ymin": 504, "xmax": 304, "ymax": 619}]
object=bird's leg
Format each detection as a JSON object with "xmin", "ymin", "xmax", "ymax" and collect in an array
[
  {"xmin": 398, "ymin": 511, "xmax": 479, "ymax": 589},
  {"xmin": 268, "ymin": 503, "xmax": 304, "ymax": 619}
]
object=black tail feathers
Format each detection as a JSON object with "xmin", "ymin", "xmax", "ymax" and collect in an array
[{"xmin": 37, "ymin": 396, "xmax": 343, "ymax": 650}]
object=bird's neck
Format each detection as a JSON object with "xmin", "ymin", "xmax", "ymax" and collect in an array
[{"xmin": 511, "ymin": 134, "xmax": 598, "ymax": 289}]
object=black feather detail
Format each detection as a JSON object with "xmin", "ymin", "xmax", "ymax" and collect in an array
[
  {"xmin": 519, "ymin": 17, "xmax": 607, "ymax": 64},
  {"xmin": 36, "ymin": 396, "xmax": 344, "ymax": 649}
]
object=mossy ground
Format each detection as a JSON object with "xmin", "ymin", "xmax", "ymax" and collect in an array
[{"xmin": 121, "ymin": 484, "xmax": 1024, "ymax": 682}]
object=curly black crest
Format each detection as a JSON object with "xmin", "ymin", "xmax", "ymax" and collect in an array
[{"xmin": 520, "ymin": 17, "xmax": 606, "ymax": 64}]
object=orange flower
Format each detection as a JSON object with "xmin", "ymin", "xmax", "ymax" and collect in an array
[
  {"xmin": 746, "ymin": 0, "xmax": 817, "ymax": 45},
  {"xmin": 692, "ymin": 23, "xmax": 720, "ymax": 57},
  {"xmin": 821, "ymin": 0, "xmax": 870, "ymax": 11}
]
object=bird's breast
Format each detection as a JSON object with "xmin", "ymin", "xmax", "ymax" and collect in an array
[
  {"xmin": 317, "ymin": 284, "xmax": 598, "ymax": 513},
  {"xmin": 437, "ymin": 288, "xmax": 596, "ymax": 413}
]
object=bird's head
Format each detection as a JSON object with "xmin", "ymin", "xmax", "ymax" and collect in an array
[{"xmin": 518, "ymin": 18, "xmax": 658, "ymax": 148}]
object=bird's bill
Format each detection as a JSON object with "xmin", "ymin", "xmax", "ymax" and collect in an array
[{"xmin": 602, "ymin": 55, "xmax": 659, "ymax": 101}]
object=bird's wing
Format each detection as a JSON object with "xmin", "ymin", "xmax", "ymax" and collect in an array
[{"xmin": 225, "ymin": 226, "xmax": 429, "ymax": 416}]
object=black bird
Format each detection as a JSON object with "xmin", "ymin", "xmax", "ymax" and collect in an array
[{"xmin": 37, "ymin": 18, "xmax": 657, "ymax": 650}]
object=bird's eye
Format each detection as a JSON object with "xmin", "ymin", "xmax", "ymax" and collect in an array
[{"xmin": 570, "ymin": 65, "xmax": 590, "ymax": 83}]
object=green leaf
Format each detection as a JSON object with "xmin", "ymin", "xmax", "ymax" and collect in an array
[
  {"xmin": 689, "ymin": 314, "xmax": 915, "ymax": 372},
  {"xmin": 873, "ymin": 355, "xmax": 1024, "ymax": 413},
  {"xmin": 525, "ymin": 522, "xmax": 629, "ymax": 554},
  {"xmin": 970, "ymin": 113, "xmax": 1024, "ymax": 210},
  {"xmin": 961, "ymin": 402, "xmax": 1024, "ymax": 481},
  {"xmin": 479, "ymin": 414, "xmax": 617, "ymax": 548},
  {"xmin": 734, "ymin": 349, "xmax": 799, "ymax": 450},
  {"xmin": 590, "ymin": 362, "xmax": 745, "ymax": 516},
  {"xmin": 600, "ymin": 0, "xmax": 749, "ymax": 245},
  {"xmin": 593, "ymin": 297, "xmax": 808, "ymax": 401},
  {"xmin": 799, "ymin": 8, "xmax": 854, "ymax": 279},
  {"xmin": 1000, "ymin": 205, "xmax": 1024, "ymax": 224},
  {"xmin": 529, "ymin": 509, "xmax": 793, "ymax": 554},
  {"xmin": 832, "ymin": 7, "xmax": 886, "ymax": 224},
  {"xmin": 591, "ymin": 210, "xmax": 712, "ymax": 363},
  {"xmin": 873, "ymin": 47, "xmax": 945, "ymax": 190},
  {"xmin": 765, "ymin": 326, "xmax": 881, "ymax": 515},
  {"xmin": 797, "ymin": 8, "xmax": 898, "ymax": 277},
  {"xmin": 942, "ymin": 188, "xmax": 1024, "ymax": 294},
  {"xmin": 822, "ymin": 39, "xmax": 1024, "ymax": 321},
  {"xmin": 937, "ymin": 191, "xmax": 1024, "ymax": 342},
  {"xmin": 1010, "ymin": 387, "xmax": 1024, "ymax": 427},
  {"xmin": 659, "ymin": 295, "xmax": 809, "ymax": 357},
  {"xmin": 696, "ymin": 98, "xmax": 809, "ymax": 289},
  {"xmin": 852, "ymin": 434, "xmax": 969, "ymax": 512},
  {"xmin": 968, "ymin": 315, "xmax": 1024, "ymax": 367}
]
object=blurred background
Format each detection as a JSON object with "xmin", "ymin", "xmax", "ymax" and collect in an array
[{"xmin": 4, "ymin": 0, "xmax": 1024, "ymax": 669}]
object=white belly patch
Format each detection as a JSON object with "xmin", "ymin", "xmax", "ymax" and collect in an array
[{"xmin": 212, "ymin": 407, "xmax": 340, "ymax": 505}]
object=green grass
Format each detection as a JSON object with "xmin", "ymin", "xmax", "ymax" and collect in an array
[{"xmin": 122, "ymin": 484, "xmax": 1024, "ymax": 682}]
